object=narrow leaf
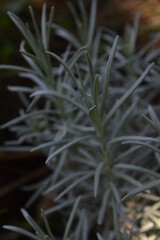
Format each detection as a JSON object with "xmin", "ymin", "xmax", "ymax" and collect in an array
[
  {"xmin": 0, "ymin": 64, "xmax": 37, "ymax": 74},
  {"xmin": 97, "ymin": 233, "xmax": 104, "ymax": 240},
  {"xmin": 112, "ymin": 201, "xmax": 121, "ymax": 240},
  {"xmin": 98, "ymin": 190, "xmax": 110, "ymax": 225},
  {"xmin": 21, "ymin": 209, "xmax": 46, "ymax": 237},
  {"xmin": 94, "ymin": 162, "xmax": 104, "ymax": 198},
  {"xmin": 67, "ymin": 1, "xmax": 81, "ymax": 31},
  {"xmin": 43, "ymin": 172, "xmax": 85, "ymax": 195},
  {"xmin": 0, "ymin": 110, "xmax": 52, "ymax": 129},
  {"xmin": 44, "ymin": 199, "xmax": 76, "ymax": 215},
  {"xmin": 46, "ymin": 51, "xmax": 78, "ymax": 88},
  {"xmin": 114, "ymin": 163, "xmax": 160, "ymax": 178},
  {"xmin": 46, "ymin": 136, "xmax": 93, "ymax": 164},
  {"xmin": 20, "ymin": 40, "xmax": 41, "ymax": 72},
  {"xmin": 41, "ymin": 3, "xmax": 47, "ymax": 49},
  {"xmin": 41, "ymin": 210, "xmax": 56, "ymax": 240},
  {"xmin": 53, "ymin": 23, "xmax": 81, "ymax": 48},
  {"xmin": 29, "ymin": 6, "xmax": 41, "ymax": 44},
  {"xmin": 85, "ymin": 51, "xmax": 95, "ymax": 96},
  {"xmin": 31, "ymin": 90, "xmax": 88, "ymax": 114},
  {"xmin": 122, "ymin": 140, "xmax": 160, "ymax": 154},
  {"xmin": 148, "ymin": 105, "xmax": 160, "ymax": 127},
  {"xmin": 142, "ymin": 114, "xmax": 160, "ymax": 134},
  {"xmin": 63, "ymin": 196, "xmax": 81, "ymax": 240},
  {"xmin": 122, "ymin": 179, "xmax": 160, "ymax": 202},
  {"xmin": 93, "ymin": 74, "xmax": 99, "ymax": 106},
  {"xmin": 78, "ymin": 0, "xmax": 88, "ymax": 33},
  {"xmin": 55, "ymin": 172, "xmax": 94, "ymax": 201},
  {"xmin": 100, "ymin": 36, "xmax": 119, "ymax": 116},
  {"xmin": 110, "ymin": 136, "xmax": 160, "ymax": 144},
  {"xmin": 47, "ymin": 6, "xmax": 54, "ymax": 49},
  {"xmin": 104, "ymin": 62, "xmax": 154, "ymax": 125},
  {"xmin": 3, "ymin": 225, "xmax": 38, "ymax": 240},
  {"xmin": 88, "ymin": 0, "xmax": 97, "ymax": 46}
]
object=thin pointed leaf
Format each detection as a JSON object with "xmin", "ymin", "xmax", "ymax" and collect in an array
[
  {"xmin": 41, "ymin": 210, "xmax": 56, "ymax": 240},
  {"xmin": 111, "ymin": 100, "xmax": 137, "ymax": 138},
  {"xmin": 130, "ymin": 13, "xmax": 140, "ymax": 54},
  {"xmin": 8, "ymin": 86, "xmax": 34, "ymax": 93},
  {"xmin": 98, "ymin": 190, "xmax": 110, "ymax": 225},
  {"xmin": 85, "ymin": 51, "xmax": 95, "ymax": 96},
  {"xmin": 94, "ymin": 162, "xmax": 104, "ymax": 198},
  {"xmin": 0, "ymin": 64, "xmax": 37, "ymax": 74},
  {"xmin": 97, "ymin": 233, "xmax": 104, "ymax": 240},
  {"xmin": 148, "ymin": 105, "xmax": 160, "ymax": 127},
  {"xmin": 8, "ymin": 12, "xmax": 41, "ymax": 58},
  {"xmin": 46, "ymin": 51, "xmax": 79, "ymax": 88},
  {"xmin": 41, "ymin": 3, "xmax": 47, "ymax": 49},
  {"xmin": 30, "ymin": 140, "xmax": 58, "ymax": 152},
  {"xmin": 93, "ymin": 74, "xmax": 99, "ymax": 106},
  {"xmin": 26, "ymin": 96, "xmax": 40, "ymax": 112},
  {"xmin": 92, "ymin": 28, "xmax": 102, "ymax": 64},
  {"xmin": 110, "ymin": 182, "xmax": 121, "ymax": 206},
  {"xmin": 75, "ymin": 63, "xmax": 93, "ymax": 108},
  {"xmin": 8, "ymin": 11, "xmax": 31, "ymax": 45},
  {"xmin": 53, "ymin": 23, "xmax": 81, "ymax": 48},
  {"xmin": 122, "ymin": 140, "xmax": 160, "ymax": 154},
  {"xmin": 0, "ymin": 110, "xmax": 52, "ymax": 129},
  {"xmin": 75, "ymin": 211, "xmax": 84, "ymax": 240},
  {"xmin": 3, "ymin": 225, "xmax": 38, "ymax": 240},
  {"xmin": 114, "ymin": 163, "xmax": 160, "ymax": 178},
  {"xmin": 44, "ymin": 199, "xmax": 76, "ymax": 215},
  {"xmin": 47, "ymin": 6, "xmax": 54, "ymax": 49},
  {"xmin": 29, "ymin": 6, "xmax": 41, "ymax": 44},
  {"xmin": 55, "ymin": 172, "xmax": 94, "ymax": 201},
  {"xmin": 110, "ymin": 135, "xmax": 160, "ymax": 144},
  {"xmin": 67, "ymin": 1, "xmax": 81, "ymax": 32},
  {"xmin": 63, "ymin": 196, "xmax": 81, "ymax": 240},
  {"xmin": 31, "ymin": 90, "xmax": 88, "ymax": 114},
  {"xmin": 19, "ymin": 73, "xmax": 47, "ymax": 89},
  {"xmin": 89, "ymin": 105, "xmax": 101, "ymax": 127},
  {"xmin": 43, "ymin": 172, "xmax": 85, "ymax": 195},
  {"xmin": 116, "ymin": 172, "xmax": 143, "ymax": 188},
  {"xmin": 25, "ymin": 23, "xmax": 46, "ymax": 61},
  {"xmin": 75, "ymin": 63, "xmax": 84, "ymax": 90},
  {"xmin": 112, "ymin": 201, "xmax": 121, "ymax": 240},
  {"xmin": 19, "ymin": 50, "xmax": 44, "ymax": 72},
  {"xmin": 67, "ymin": 45, "xmax": 87, "ymax": 68},
  {"xmin": 142, "ymin": 114, "xmax": 160, "ymax": 134},
  {"xmin": 104, "ymin": 62, "xmax": 154, "ymax": 125},
  {"xmin": 20, "ymin": 40, "xmax": 41, "ymax": 72},
  {"xmin": 78, "ymin": 0, "xmax": 88, "ymax": 33},
  {"xmin": 87, "ymin": 0, "xmax": 97, "ymax": 46},
  {"xmin": 82, "ymin": 212, "xmax": 88, "ymax": 240},
  {"xmin": 21, "ymin": 209, "xmax": 46, "ymax": 237},
  {"xmin": 100, "ymin": 36, "xmax": 119, "ymax": 116},
  {"xmin": 114, "ymin": 145, "xmax": 140, "ymax": 163},
  {"xmin": 0, "ymin": 146, "xmax": 31, "ymax": 152},
  {"xmin": 122, "ymin": 179, "xmax": 160, "ymax": 202},
  {"xmin": 46, "ymin": 136, "xmax": 93, "ymax": 164}
]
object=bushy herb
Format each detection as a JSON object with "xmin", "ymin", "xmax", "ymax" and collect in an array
[{"xmin": 1, "ymin": 1, "xmax": 160, "ymax": 239}]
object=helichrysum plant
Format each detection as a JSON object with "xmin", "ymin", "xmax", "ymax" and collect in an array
[{"xmin": 1, "ymin": 0, "xmax": 160, "ymax": 239}]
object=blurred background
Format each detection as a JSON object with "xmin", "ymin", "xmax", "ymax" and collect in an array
[
  {"xmin": 0, "ymin": 0, "xmax": 160, "ymax": 239},
  {"xmin": 1, "ymin": 0, "xmax": 160, "ymax": 139}
]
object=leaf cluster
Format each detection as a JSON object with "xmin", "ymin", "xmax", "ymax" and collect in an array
[{"xmin": 1, "ymin": 1, "xmax": 160, "ymax": 239}]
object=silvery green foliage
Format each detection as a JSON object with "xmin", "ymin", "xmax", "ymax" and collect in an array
[
  {"xmin": 3, "ymin": 196, "xmax": 81, "ymax": 240},
  {"xmin": 1, "ymin": 1, "xmax": 160, "ymax": 239}
]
